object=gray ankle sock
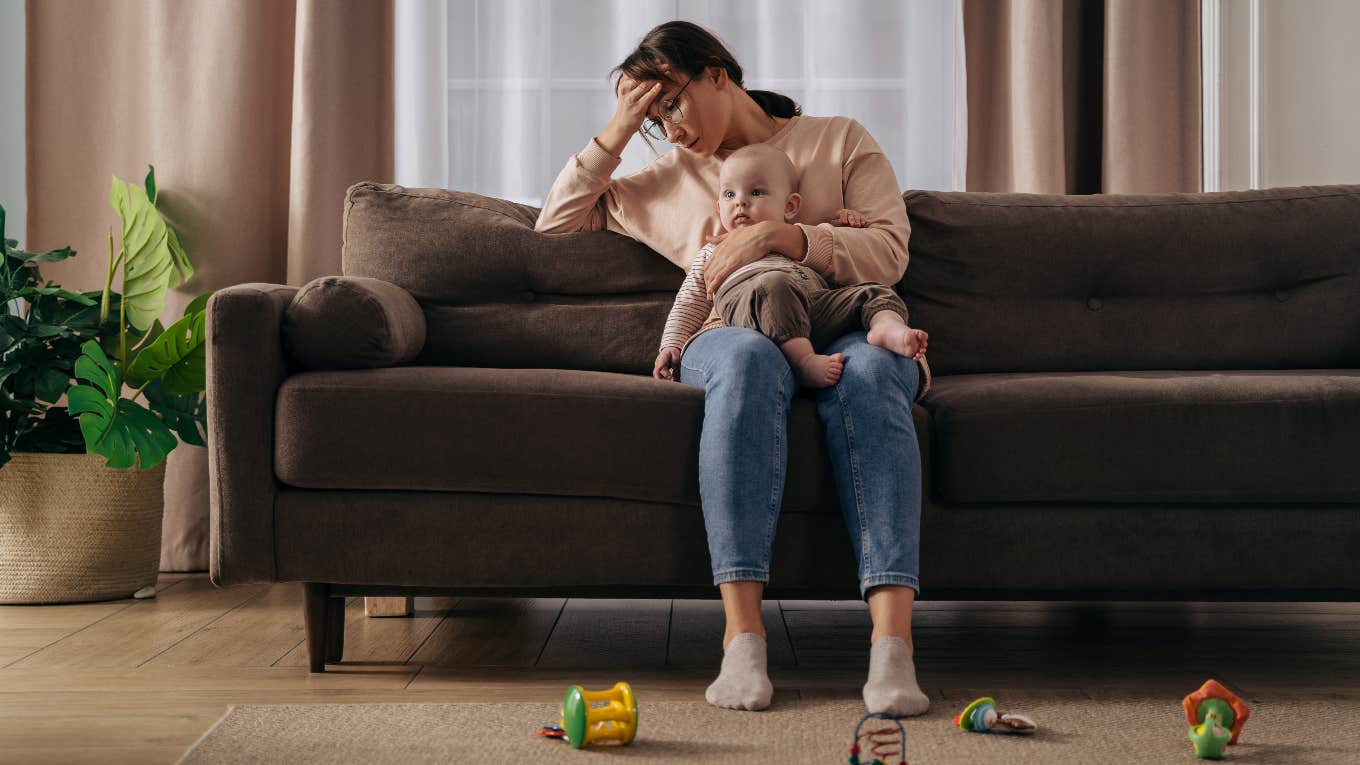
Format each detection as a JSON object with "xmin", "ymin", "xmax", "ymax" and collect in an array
[
  {"xmin": 705, "ymin": 632, "xmax": 773, "ymax": 711},
  {"xmin": 863, "ymin": 636, "xmax": 930, "ymax": 717}
]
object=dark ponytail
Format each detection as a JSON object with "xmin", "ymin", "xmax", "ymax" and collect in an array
[
  {"xmin": 746, "ymin": 90, "xmax": 801, "ymax": 120},
  {"xmin": 611, "ymin": 21, "xmax": 802, "ymax": 151}
]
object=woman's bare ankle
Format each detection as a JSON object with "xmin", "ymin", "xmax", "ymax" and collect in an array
[
  {"xmin": 870, "ymin": 631, "xmax": 914, "ymax": 650},
  {"xmin": 724, "ymin": 628, "xmax": 767, "ymax": 649}
]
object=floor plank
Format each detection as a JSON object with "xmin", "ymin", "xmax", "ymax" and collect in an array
[
  {"xmin": 1, "ymin": 577, "xmax": 1357, "ymax": 764},
  {"xmin": 407, "ymin": 597, "xmax": 560, "ymax": 668},
  {"xmin": 143, "ymin": 581, "xmax": 306, "ymax": 668},
  {"xmin": 534, "ymin": 598, "xmax": 671, "ymax": 670},
  {"xmin": 667, "ymin": 599, "xmax": 795, "ymax": 667},
  {"xmin": 0, "ymin": 576, "xmax": 189, "ymax": 667},
  {"xmin": 11, "ymin": 579, "xmax": 268, "ymax": 670},
  {"xmin": 279, "ymin": 596, "xmax": 451, "ymax": 668}
]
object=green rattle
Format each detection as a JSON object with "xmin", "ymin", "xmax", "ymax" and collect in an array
[{"xmin": 559, "ymin": 681, "xmax": 637, "ymax": 749}]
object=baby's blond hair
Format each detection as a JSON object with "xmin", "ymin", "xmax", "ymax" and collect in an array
[{"xmin": 721, "ymin": 144, "xmax": 799, "ymax": 195}]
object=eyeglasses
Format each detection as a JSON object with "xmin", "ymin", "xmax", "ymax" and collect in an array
[{"xmin": 640, "ymin": 73, "xmax": 695, "ymax": 141}]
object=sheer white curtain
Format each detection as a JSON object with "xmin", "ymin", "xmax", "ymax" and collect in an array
[{"xmin": 396, "ymin": 0, "xmax": 967, "ymax": 206}]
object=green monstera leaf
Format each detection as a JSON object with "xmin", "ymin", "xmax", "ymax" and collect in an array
[
  {"xmin": 3, "ymin": 204, "xmax": 78, "ymax": 298},
  {"xmin": 118, "ymin": 318, "xmax": 163, "ymax": 390},
  {"xmin": 108, "ymin": 168, "xmax": 194, "ymax": 332},
  {"xmin": 126, "ymin": 311, "xmax": 205, "ymax": 395},
  {"xmin": 12, "ymin": 405, "xmax": 84, "ymax": 454},
  {"xmin": 15, "ymin": 284, "xmax": 98, "ymax": 307},
  {"xmin": 182, "ymin": 290, "xmax": 212, "ymax": 317},
  {"xmin": 143, "ymin": 378, "xmax": 206, "ymax": 447},
  {"xmin": 12, "ymin": 246, "xmax": 77, "ymax": 266},
  {"xmin": 67, "ymin": 339, "xmax": 176, "ymax": 470}
]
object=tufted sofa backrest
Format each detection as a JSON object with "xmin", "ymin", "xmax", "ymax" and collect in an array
[
  {"xmin": 342, "ymin": 181, "xmax": 1360, "ymax": 377},
  {"xmin": 900, "ymin": 185, "xmax": 1360, "ymax": 375}
]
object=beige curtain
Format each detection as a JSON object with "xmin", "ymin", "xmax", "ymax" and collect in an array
[
  {"xmin": 26, "ymin": 0, "xmax": 394, "ymax": 571},
  {"xmin": 964, "ymin": 0, "xmax": 1201, "ymax": 193}
]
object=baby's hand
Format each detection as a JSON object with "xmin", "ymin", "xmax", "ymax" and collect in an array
[
  {"xmin": 830, "ymin": 208, "xmax": 868, "ymax": 227},
  {"xmin": 653, "ymin": 347, "xmax": 682, "ymax": 381}
]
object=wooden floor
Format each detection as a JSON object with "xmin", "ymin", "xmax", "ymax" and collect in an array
[{"xmin": 2, "ymin": 573, "xmax": 1358, "ymax": 763}]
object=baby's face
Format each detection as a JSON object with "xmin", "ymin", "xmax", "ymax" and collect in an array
[{"xmin": 717, "ymin": 158, "xmax": 797, "ymax": 232}]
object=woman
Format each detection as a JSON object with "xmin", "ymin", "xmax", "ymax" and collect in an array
[{"xmin": 535, "ymin": 21, "xmax": 929, "ymax": 717}]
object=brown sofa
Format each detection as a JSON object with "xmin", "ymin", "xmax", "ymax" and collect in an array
[{"xmin": 207, "ymin": 182, "xmax": 1360, "ymax": 673}]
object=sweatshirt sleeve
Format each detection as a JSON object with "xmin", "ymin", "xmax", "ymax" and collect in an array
[
  {"xmin": 660, "ymin": 245, "xmax": 714, "ymax": 351},
  {"xmin": 534, "ymin": 137, "xmax": 629, "ymax": 234},
  {"xmin": 793, "ymin": 120, "xmax": 911, "ymax": 286}
]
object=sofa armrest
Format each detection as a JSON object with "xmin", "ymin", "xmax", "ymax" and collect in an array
[{"xmin": 207, "ymin": 283, "xmax": 299, "ymax": 586}]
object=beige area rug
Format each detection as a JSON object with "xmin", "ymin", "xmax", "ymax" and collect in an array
[{"xmin": 178, "ymin": 691, "xmax": 1360, "ymax": 764}]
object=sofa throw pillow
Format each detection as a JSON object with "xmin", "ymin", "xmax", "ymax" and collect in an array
[{"xmin": 282, "ymin": 276, "xmax": 427, "ymax": 370}]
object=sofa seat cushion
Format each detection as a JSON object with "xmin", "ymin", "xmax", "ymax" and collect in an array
[
  {"xmin": 274, "ymin": 367, "xmax": 921, "ymax": 513},
  {"xmin": 923, "ymin": 370, "xmax": 1360, "ymax": 504}
]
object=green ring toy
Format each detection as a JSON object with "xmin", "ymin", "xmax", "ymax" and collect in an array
[
  {"xmin": 956, "ymin": 697, "xmax": 996, "ymax": 732},
  {"xmin": 953, "ymin": 696, "xmax": 1038, "ymax": 734},
  {"xmin": 559, "ymin": 681, "xmax": 638, "ymax": 749}
]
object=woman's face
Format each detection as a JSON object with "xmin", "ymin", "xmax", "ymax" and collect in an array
[{"xmin": 645, "ymin": 66, "xmax": 727, "ymax": 157}]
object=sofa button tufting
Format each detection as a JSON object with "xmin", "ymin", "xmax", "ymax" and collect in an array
[{"xmin": 1087, "ymin": 297, "xmax": 1103, "ymax": 311}]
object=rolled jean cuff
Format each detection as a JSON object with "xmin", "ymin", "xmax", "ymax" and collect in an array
[
  {"xmin": 713, "ymin": 567, "xmax": 770, "ymax": 587},
  {"xmin": 860, "ymin": 573, "xmax": 921, "ymax": 601}
]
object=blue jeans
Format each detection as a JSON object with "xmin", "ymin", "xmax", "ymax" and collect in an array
[{"xmin": 678, "ymin": 326, "xmax": 923, "ymax": 601}]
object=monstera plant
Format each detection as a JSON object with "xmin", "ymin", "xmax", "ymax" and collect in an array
[
  {"xmin": 0, "ymin": 165, "xmax": 213, "ymax": 471},
  {"xmin": 1, "ymin": 166, "xmax": 217, "ymax": 604}
]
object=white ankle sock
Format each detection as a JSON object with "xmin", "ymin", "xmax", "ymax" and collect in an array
[
  {"xmin": 705, "ymin": 632, "xmax": 773, "ymax": 711},
  {"xmin": 863, "ymin": 636, "xmax": 930, "ymax": 717}
]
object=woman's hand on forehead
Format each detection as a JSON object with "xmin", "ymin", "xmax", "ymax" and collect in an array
[{"xmin": 620, "ymin": 63, "xmax": 672, "ymax": 101}]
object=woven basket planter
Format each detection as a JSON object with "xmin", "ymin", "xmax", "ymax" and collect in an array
[{"xmin": 0, "ymin": 451, "xmax": 166, "ymax": 604}]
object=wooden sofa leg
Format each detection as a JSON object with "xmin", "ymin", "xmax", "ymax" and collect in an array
[
  {"xmin": 364, "ymin": 596, "xmax": 414, "ymax": 617},
  {"xmin": 304, "ymin": 583, "xmax": 330, "ymax": 673},
  {"xmin": 325, "ymin": 595, "xmax": 346, "ymax": 663}
]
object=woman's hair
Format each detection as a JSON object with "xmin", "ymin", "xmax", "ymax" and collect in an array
[{"xmin": 611, "ymin": 21, "xmax": 802, "ymax": 152}]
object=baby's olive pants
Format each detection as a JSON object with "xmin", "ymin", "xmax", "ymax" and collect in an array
[{"xmin": 713, "ymin": 256, "xmax": 910, "ymax": 352}]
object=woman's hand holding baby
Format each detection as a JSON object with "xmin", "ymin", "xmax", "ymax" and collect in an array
[
  {"xmin": 703, "ymin": 220, "xmax": 780, "ymax": 299},
  {"xmin": 653, "ymin": 347, "xmax": 682, "ymax": 381},
  {"xmin": 702, "ymin": 210, "xmax": 868, "ymax": 298}
]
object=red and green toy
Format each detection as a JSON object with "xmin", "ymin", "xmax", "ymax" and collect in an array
[{"xmin": 1183, "ymin": 678, "xmax": 1251, "ymax": 759}]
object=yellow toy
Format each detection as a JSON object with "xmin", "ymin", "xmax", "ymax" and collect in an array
[{"xmin": 551, "ymin": 681, "xmax": 638, "ymax": 749}]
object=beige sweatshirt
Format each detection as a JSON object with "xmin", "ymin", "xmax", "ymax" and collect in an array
[
  {"xmin": 535, "ymin": 114, "xmax": 911, "ymax": 284},
  {"xmin": 536, "ymin": 114, "xmax": 927, "ymax": 391}
]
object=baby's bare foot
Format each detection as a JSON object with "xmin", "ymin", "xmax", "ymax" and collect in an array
[
  {"xmin": 867, "ymin": 324, "xmax": 926, "ymax": 359},
  {"xmin": 795, "ymin": 352, "xmax": 844, "ymax": 388}
]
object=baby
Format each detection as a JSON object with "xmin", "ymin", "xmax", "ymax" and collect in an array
[{"xmin": 653, "ymin": 143, "xmax": 928, "ymax": 388}]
